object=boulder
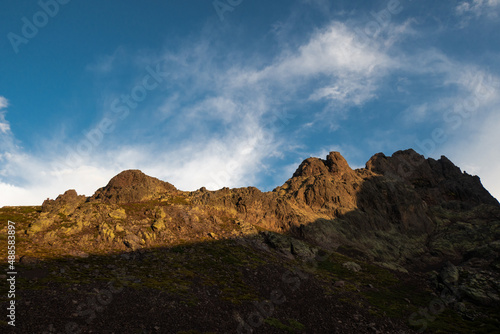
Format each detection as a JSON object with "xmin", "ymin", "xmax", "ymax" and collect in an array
[
  {"xmin": 26, "ymin": 214, "xmax": 53, "ymax": 236},
  {"xmin": 151, "ymin": 219, "xmax": 166, "ymax": 232},
  {"xmin": 440, "ymin": 262, "xmax": 459, "ymax": 285},
  {"xmin": 123, "ymin": 233, "xmax": 142, "ymax": 250},
  {"xmin": 342, "ymin": 261, "xmax": 362, "ymax": 272},
  {"xmin": 109, "ymin": 208, "xmax": 127, "ymax": 220}
]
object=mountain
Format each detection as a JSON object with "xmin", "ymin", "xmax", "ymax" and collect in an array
[{"xmin": 1, "ymin": 149, "xmax": 499, "ymax": 333}]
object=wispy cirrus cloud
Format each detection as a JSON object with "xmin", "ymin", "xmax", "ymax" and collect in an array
[
  {"xmin": 219, "ymin": 20, "xmax": 406, "ymax": 128},
  {"xmin": 456, "ymin": 0, "xmax": 500, "ymax": 17},
  {"xmin": 455, "ymin": 0, "xmax": 500, "ymax": 26}
]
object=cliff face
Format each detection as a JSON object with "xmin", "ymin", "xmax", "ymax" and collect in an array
[{"xmin": 17, "ymin": 149, "xmax": 500, "ymax": 310}]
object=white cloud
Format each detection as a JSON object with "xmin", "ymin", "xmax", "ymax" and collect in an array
[
  {"xmin": 456, "ymin": 0, "xmax": 500, "ymax": 16},
  {"xmin": 456, "ymin": 0, "xmax": 500, "ymax": 25},
  {"xmin": 183, "ymin": 96, "xmax": 241, "ymax": 124},
  {"xmin": 0, "ymin": 92, "xmax": 283, "ymax": 206},
  {"xmin": 254, "ymin": 23, "xmax": 393, "ymax": 83},
  {"xmin": 399, "ymin": 65, "xmax": 499, "ymax": 127},
  {"xmin": 0, "ymin": 95, "xmax": 118, "ymax": 206},
  {"xmin": 402, "ymin": 103, "xmax": 429, "ymax": 123},
  {"xmin": 0, "ymin": 123, "xmax": 9, "ymax": 134},
  {"xmin": 309, "ymin": 79, "xmax": 377, "ymax": 106},
  {"xmin": 152, "ymin": 20, "xmax": 404, "ymax": 181},
  {"xmin": 0, "ymin": 157, "xmax": 119, "ymax": 206},
  {"xmin": 399, "ymin": 48, "xmax": 500, "ymax": 117},
  {"xmin": 0, "ymin": 96, "xmax": 7, "ymax": 109},
  {"xmin": 0, "ymin": 96, "xmax": 11, "ymax": 134},
  {"xmin": 220, "ymin": 21, "xmax": 406, "ymax": 132}
]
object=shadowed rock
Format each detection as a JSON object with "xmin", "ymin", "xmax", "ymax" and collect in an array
[{"xmin": 366, "ymin": 149, "xmax": 499, "ymax": 207}]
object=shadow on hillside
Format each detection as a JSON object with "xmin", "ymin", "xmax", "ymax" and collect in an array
[{"xmin": 0, "ymin": 231, "xmax": 434, "ymax": 334}]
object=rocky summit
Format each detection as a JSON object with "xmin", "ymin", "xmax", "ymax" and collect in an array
[{"xmin": 1, "ymin": 149, "xmax": 499, "ymax": 333}]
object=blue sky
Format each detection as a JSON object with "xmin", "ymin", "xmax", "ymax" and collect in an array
[{"xmin": 1, "ymin": 0, "xmax": 500, "ymax": 206}]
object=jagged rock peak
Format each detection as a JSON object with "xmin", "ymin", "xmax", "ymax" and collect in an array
[
  {"xmin": 366, "ymin": 149, "xmax": 425, "ymax": 174},
  {"xmin": 326, "ymin": 151, "xmax": 352, "ymax": 174},
  {"xmin": 366, "ymin": 149, "xmax": 498, "ymax": 206},
  {"xmin": 89, "ymin": 169, "xmax": 176, "ymax": 204},
  {"xmin": 293, "ymin": 151, "xmax": 352, "ymax": 178},
  {"xmin": 42, "ymin": 189, "xmax": 86, "ymax": 213}
]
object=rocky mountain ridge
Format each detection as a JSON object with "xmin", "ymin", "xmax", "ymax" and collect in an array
[
  {"xmin": 24, "ymin": 149, "xmax": 500, "ymax": 302},
  {"xmin": 2, "ymin": 148, "xmax": 499, "ymax": 333}
]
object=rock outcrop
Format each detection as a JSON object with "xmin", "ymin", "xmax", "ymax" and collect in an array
[
  {"xmin": 89, "ymin": 169, "xmax": 177, "ymax": 204},
  {"xmin": 41, "ymin": 189, "xmax": 87, "ymax": 214},
  {"xmin": 366, "ymin": 149, "xmax": 499, "ymax": 207}
]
